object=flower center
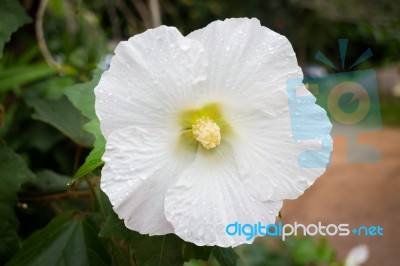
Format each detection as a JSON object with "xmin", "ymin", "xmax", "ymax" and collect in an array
[
  {"xmin": 192, "ymin": 117, "xmax": 221, "ymax": 149},
  {"xmin": 178, "ymin": 102, "xmax": 232, "ymax": 152}
]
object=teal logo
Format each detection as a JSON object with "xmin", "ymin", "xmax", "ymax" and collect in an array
[{"xmin": 287, "ymin": 39, "xmax": 382, "ymax": 166}]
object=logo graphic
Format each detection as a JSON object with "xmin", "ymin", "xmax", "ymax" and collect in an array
[
  {"xmin": 225, "ymin": 221, "xmax": 384, "ymax": 241},
  {"xmin": 287, "ymin": 39, "xmax": 382, "ymax": 167}
]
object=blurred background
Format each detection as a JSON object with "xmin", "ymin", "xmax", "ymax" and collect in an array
[{"xmin": 1, "ymin": 0, "xmax": 399, "ymax": 265}]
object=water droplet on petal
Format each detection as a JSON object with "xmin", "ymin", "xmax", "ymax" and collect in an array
[{"xmin": 181, "ymin": 42, "xmax": 189, "ymax": 51}]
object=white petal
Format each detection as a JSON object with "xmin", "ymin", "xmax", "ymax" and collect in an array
[
  {"xmin": 164, "ymin": 142, "xmax": 283, "ymax": 247},
  {"xmin": 187, "ymin": 18, "xmax": 300, "ymax": 114},
  {"xmin": 345, "ymin": 244, "xmax": 369, "ymax": 266},
  {"xmin": 95, "ymin": 26, "xmax": 207, "ymax": 138},
  {"xmin": 101, "ymin": 126, "xmax": 195, "ymax": 235},
  {"xmin": 188, "ymin": 18, "xmax": 332, "ymax": 201},
  {"xmin": 228, "ymin": 84, "xmax": 332, "ymax": 201}
]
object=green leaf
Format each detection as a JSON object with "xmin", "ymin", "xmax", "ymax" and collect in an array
[
  {"xmin": 99, "ymin": 209, "xmax": 143, "ymax": 244},
  {"xmin": 237, "ymin": 243, "xmax": 289, "ymax": 266},
  {"xmin": 0, "ymin": 203, "xmax": 20, "ymax": 265},
  {"xmin": 315, "ymin": 237, "xmax": 335, "ymax": 263},
  {"xmin": 0, "ymin": 0, "xmax": 32, "ymax": 59},
  {"xmin": 99, "ymin": 204, "xmax": 140, "ymax": 266},
  {"xmin": 69, "ymin": 120, "xmax": 105, "ymax": 184},
  {"xmin": 134, "ymin": 234, "xmax": 184, "ymax": 266},
  {"xmin": 25, "ymin": 170, "xmax": 71, "ymax": 194},
  {"xmin": 0, "ymin": 63, "xmax": 57, "ymax": 93},
  {"xmin": 287, "ymin": 236, "xmax": 335, "ymax": 265},
  {"xmin": 64, "ymin": 71, "xmax": 105, "ymax": 183},
  {"xmin": 25, "ymin": 95, "xmax": 94, "ymax": 147},
  {"xmin": 183, "ymin": 243, "xmax": 214, "ymax": 262},
  {"xmin": 212, "ymin": 247, "xmax": 239, "ymax": 266},
  {"xmin": 64, "ymin": 70, "xmax": 102, "ymax": 120},
  {"xmin": 6, "ymin": 213, "xmax": 110, "ymax": 266},
  {"xmin": 0, "ymin": 140, "xmax": 33, "ymax": 263},
  {"xmin": 100, "ymin": 209, "xmax": 184, "ymax": 266},
  {"xmin": 0, "ymin": 140, "xmax": 34, "ymax": 202}
]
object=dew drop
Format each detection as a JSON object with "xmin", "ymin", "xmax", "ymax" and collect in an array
[
  {"xmin": 225, "ymin": 46, "xmax": 231, "ymax": 51},
  {"xmin": 181, "ymin": 42, "xmax": 189, "ymax": 51},
  {"xmin": 250, "ymin": 195, "xmax": 256, "ymax": 202}
]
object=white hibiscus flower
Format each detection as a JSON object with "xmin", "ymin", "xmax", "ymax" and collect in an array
[{"xmin": 95, "ymin": 18, "xmax": 332, "ymax": 247}]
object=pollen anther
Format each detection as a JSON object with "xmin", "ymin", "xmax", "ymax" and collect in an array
[{"xmin": 192, "ymin": 117, "xmax": 221, "ymax": 149}]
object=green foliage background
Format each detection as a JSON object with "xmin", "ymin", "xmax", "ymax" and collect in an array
[{"xmin": 0, "ymin": 0, "xmax": 399, "ymax": 265}]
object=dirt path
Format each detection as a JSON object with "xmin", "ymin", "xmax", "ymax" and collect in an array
[{"xmin": 281, "ymin": 127, "xmax": 400, "ymax": 266}]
